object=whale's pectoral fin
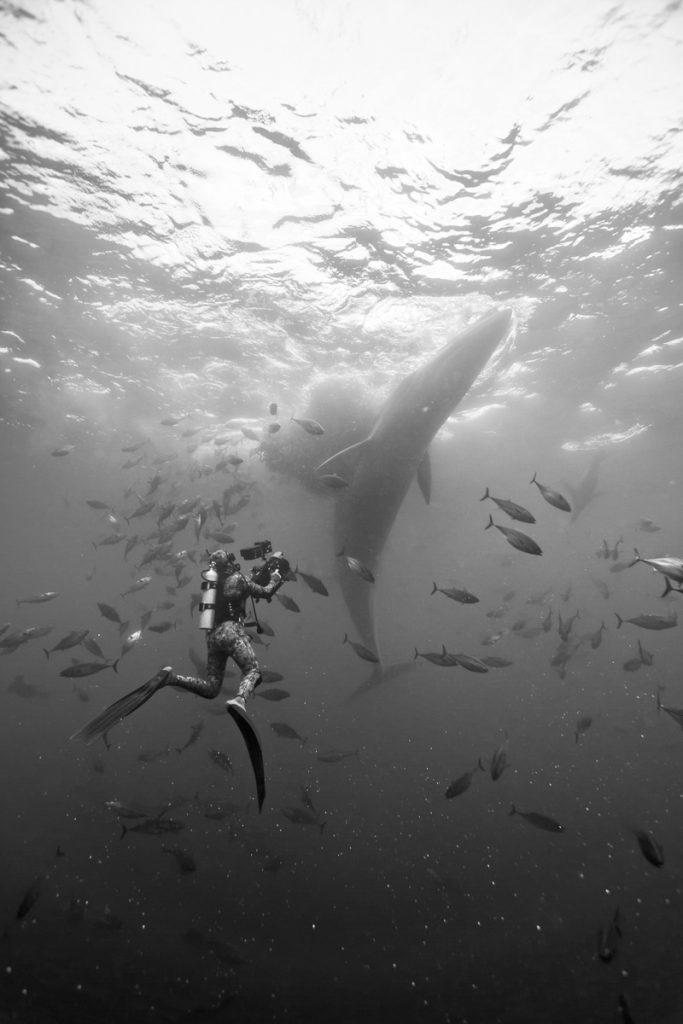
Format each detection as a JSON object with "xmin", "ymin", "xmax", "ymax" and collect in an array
[
  {"xmin": 315, "ymin": 436, "xmax": 373, "ymax": 475},
  {"xmin": 416, "ymin": 450, "xmax": 432, "ymax": 505}
]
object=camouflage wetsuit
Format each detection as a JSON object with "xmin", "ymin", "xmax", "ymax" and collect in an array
[{"xmin": 168, "ymin": 564, "xmax": 282, "ymax": 702}]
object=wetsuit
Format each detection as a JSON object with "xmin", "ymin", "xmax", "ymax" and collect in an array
[
  {"xmin": 167, "ymin": 569, "xmax": 281, "ymax": 702},
  {"xmin": 71, "ymin": 558, "xmax": 283, "ymax": 748}
]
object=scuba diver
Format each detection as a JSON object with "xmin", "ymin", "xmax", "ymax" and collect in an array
[{"xmin": 71, "ymin": 544, "xmax": 289, "ymax": 810}]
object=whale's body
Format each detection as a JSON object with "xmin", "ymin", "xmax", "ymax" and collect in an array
[{"xmin": 318, "ymin": 307, "xmax": 513, "ymax": 666}]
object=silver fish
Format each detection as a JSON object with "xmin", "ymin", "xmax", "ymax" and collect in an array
[
  {"xmin": 445, "ymin": 764, "xmax": 480, "ymax": 799},
  {"xmin": 431, "ymin": 582, "xmax": 479, "ymax": 604},
  {"xmin": 529, "ymin": 473, "xmax": 571, "ymax": 512},
  {"xmin": 628, "ymin": 548, "xmax": 683, "ymax": 584},
  {"xmin": 343, "ymin": 633, "xmax": 379, "ymax": 663},
  {"xmin": 340, "ymin": 554, "xmax": 375, "ymax": 583},
  {"xmin": 597, "ymin": 908, "xmax": 622, "ymax": 963},
  {"xmin": 59, "ymin": 659, "xmax": 119, "ymax": 678},
  {"xmin": 480, "ymin": 487, "xmax": 535, "ymax": 523},
  {"xmin": 16, "ymin": 591, "xmax": 59, "ymax": 606},
  {"xmin": 281, "ymin": 807, "xmax": 325, "ymax": 833},
  {"xmin": 615, "ymin": 610, "xmax": 677, "ymax": 631},
  {"xmin": 485, "ymin": 515, "xmax": 542, "ymax": 556},
  {"xmin": 633, "ymin": 829, "xmax": 664, "ymax": 867},
  {"xmin": 44, "ymin": 629, "xmax": 89, "ymax": 659},
  {"xmin": 291, "ymin": 417, "xmax": 325, "ymax": 436},
  {"xmin": 509, "ymin": 804, "xmax": 564, "ymax": 833}
]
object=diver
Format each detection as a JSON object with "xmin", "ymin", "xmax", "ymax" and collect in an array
[{"xmin": 70, "ymin": 547, "xmax": 287, "ymax": 799}]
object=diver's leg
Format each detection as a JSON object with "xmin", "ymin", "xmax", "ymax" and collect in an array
[
  {"xmin": 71, "ymin": 628, "xmax": 230, "ymax": 745},
  {"xmin": 166, "ymin": 629, "xmax": 228, "ymax": 699},
  {"xmin": 70, "ymin": 666, "xmax": 172, "ymax": 745},
  {"xmin": 225, "ymin": 625, "xmax": 262, "ymax": 712}
]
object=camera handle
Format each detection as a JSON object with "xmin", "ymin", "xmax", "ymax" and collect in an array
[{"xmin": 249, "ymin": 595, "xmax": 264, "ymax": 634}]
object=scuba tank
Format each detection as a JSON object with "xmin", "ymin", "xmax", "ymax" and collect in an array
[{"xmin": 198, "ymin": 565, "xmax": 218, "ymax": 630}]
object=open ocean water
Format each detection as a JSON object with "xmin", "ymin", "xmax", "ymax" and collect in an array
[{"xmin": 1, "ymin": 1, "xmax": 683, "ymax": 1021}]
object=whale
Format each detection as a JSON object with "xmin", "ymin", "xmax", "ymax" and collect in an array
[
  {"xmin": 564, "ymin": 452, "xmax": 604, "ymax": 522},
  {"xmin": 315, "ymin": 306, "xmax": 513, "ymax": 680}
]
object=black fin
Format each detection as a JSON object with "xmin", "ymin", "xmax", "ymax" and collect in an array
[
  {"xmin": 70, "ymin": 671, "xmax": 169, "ymax": 745},
  {"xmin": 226, "ymin": 703, "xmax": 266, "ymax": 813}
]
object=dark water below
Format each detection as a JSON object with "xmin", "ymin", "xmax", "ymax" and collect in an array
[{"xmin": 2, "ymin": 1, "xmax": 683, "ymax": 1021}]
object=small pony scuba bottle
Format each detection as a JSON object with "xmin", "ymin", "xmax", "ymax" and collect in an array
[{"xmin": 198, "ymin": 565, "xmax": 218, "ymax": 630}]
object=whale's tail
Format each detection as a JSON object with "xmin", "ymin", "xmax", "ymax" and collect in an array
[{"xmin": 345, "ymin": 660, "xmax": 417, "ymax": 703}]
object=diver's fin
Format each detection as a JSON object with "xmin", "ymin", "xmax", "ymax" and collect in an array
[
  {"xmin": 69, "ymin": 669, "xmax": 170, "ymax": 745},
  {"xmin": 416, "ymin": 449, "xmax": 431, "ymax": 505},
  {"xmin": 315, "ymin": 437, "xmax": 373, "ymax": 475},
  {"xmin": 226, "ymin": 701, "xmax": 266, "ymax": 813}
]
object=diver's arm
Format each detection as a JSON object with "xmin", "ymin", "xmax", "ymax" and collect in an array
[{"xmin": 247, "ymin": 571, "xmax": 282, "ymax": 600}]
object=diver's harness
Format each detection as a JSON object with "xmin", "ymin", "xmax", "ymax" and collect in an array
[{"xmin": 199, "ymin": 540, "xmax": 290, "ymax": 634}]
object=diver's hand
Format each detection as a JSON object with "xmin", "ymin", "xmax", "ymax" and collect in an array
[{"xmin": 270, "ymin": 571, "xmax": 282, "ymax": 585}]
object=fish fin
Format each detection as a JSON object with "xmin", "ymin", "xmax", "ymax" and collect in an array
[
  {"xmin": 615, "ymin": 613, "xmax": 623, "ymax": 629},
  {"xmin": 315, "ymin": 437, "xmax": 373, "ymax": 475},
  {"xmin": 416, "ymin": 450, "xmax": 431, "ymax": 505},
  {"xmin": 480, "ymin": 487, "xmax": 490, "ymax": 501},
  {"xmin": 430, "ymin": 582, "xmax": 438, "ymax": 595}
]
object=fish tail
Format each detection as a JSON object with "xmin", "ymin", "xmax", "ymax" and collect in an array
[
  {"xmin": 342, "ymin": 633, "xmax": 348, "ymax": 645},
  {"xmin": 661, "ymin": 577, "xmax": 672, "ymax": 598},
  {"xmin": 480, "ymin": 487, "xmax": 490, "ymax": 501},
  {"xmin": 430, "ymin": 582, "xmax": 438, "ymax": 595},
  {"xmin": 485, "ymin": 514, "xmax": 494, "ymax": 530},
  {"xmin": 120, "ymin": 824, "xmax": 128, "ymax": 840},
  {"xmin": 478, "ymin": 757, "xmax": 486, "ymax": 772},
  {"xmin": 413, "ymin": 647, "xmax": 419, "ymax": 660},
  {"xmin": 319, "ymin": 821, "xmax": 326, "ymax": 835},
  {"xmin": 656, "ymin": 686, "xmax": 663, "ymax": 712},
  {"xmin": 530, "ymin": 472, "xmax": 537, "ymax": 485},
  {"xmin": 615, "ymin": 613, "xmax": 623, "ymax": 629},
  {"xmin": 509, "ymin": 804, "xmax": 516, "ymax": 816},
  {"xmin": 112, "ymin": 659, "xmax": 120, "ymax": 674},
  {"xmin": 43, "ymin": 649, "xmax": 50, "ymax": 660}
]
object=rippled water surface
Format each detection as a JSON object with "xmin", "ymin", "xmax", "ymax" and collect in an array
[{"xmin": 1, "ymin": 2, "xmax": 683, "ymax": 1022}]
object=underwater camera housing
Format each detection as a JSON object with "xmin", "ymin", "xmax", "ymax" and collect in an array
[
  {"xmin": 240, "ymin": 540, "xmax": 272, "ymax": 562},
  {"xmin": 240, "ymin": 540, "xmax": 290, "ymax": 588}
]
